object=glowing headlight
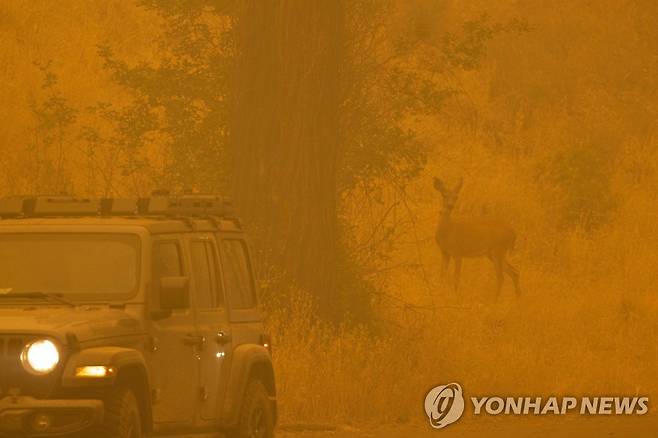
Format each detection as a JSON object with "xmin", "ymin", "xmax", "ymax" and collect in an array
[{"xmin": 21, "ymin": 339, "xmax": 60, "ymax": 375}]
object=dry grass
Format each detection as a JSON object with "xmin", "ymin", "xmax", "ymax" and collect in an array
[{"xmin": 268, "ymin": 142, "xmax": 658, "ymax": 427}]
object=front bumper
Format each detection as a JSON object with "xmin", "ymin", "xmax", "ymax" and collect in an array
[{"xmin": 0, "ymin": 396, "xmax": 102, "ymax": 436}]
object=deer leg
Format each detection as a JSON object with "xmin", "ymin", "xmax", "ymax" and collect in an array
[
  {"xmin": 441, "ymin": 250, "xmax": 451, "ymax": 278},
  {"xmin": 503, "ymin": 260, "xmax": 521, "ymax": 296},
  {"xmin": 453, "ymin": 257, "xmax": 462, "ymax": 292},
  {"xmin": 491, "ymin": 256, "xmax": 504, "ymax": 300}
]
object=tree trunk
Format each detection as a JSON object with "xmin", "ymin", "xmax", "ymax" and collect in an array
[{"xmin": 231, "ymin": 0, "xmax": 343, "ymax": 319}]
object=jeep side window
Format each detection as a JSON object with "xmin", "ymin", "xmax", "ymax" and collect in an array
[
  {"xmin": 209, "ymin": 243, "xmax": 225, "ymax": 308},
  {"xmin": 153, "ymin": 242, "xmax": 182, "ymax": 277},
  {"xmin": 220, "ymin": 239, "xmax": 256, "ymax": 309},
  {"xmin": 152, "ymin": 241, "xmax": 183, "ymax": 309},
  {"xmin": 190, "ymin": 241, "xmax": 216, "ymax": 309}
]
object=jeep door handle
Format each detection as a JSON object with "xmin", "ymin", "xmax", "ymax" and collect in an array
[
  {"xmin": 216, "ymin": 331, "xmax": 232, "ymax": 345},
  {"xmin": 183, "ymin": 334, "xmax": 206, "ymax": 347}
]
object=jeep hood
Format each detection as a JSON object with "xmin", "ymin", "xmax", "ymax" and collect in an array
[{"xmin": 0, "ymin": 306, "xmax": 145, "ymax": 343}]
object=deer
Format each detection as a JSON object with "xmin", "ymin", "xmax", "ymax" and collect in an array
[{"xmin": 433, "ymin": 176, "xmax": 520, "ymax": 298}]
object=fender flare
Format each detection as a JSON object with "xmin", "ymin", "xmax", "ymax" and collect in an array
[
  {"xmin": 61, "ymin": 346, "xmax": 148, "ymax": 386},
  {"xmin": 218, "ymin": 343, "xmax": 276, "ymax": 427},
  {"xmin": 61, "ymin": 346, "xmax": 153, "ymax": 430}
]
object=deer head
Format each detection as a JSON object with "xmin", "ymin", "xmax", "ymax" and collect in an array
[{"xmin": 433, "ymin": 177, "xmax": 463, "ymax": 215}]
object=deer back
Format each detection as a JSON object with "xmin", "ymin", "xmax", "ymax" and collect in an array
[{"xmin": 436, "ymin": 219, "xmax": 516, "ymax": 257}]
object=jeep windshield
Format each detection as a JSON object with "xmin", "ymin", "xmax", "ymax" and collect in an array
[{"xmin": 0, "ymin": 233, "xmax": 139, "ymax": 299}]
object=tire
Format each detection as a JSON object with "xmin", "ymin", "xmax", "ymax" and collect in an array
[
  {"xmin": 94, "ymin": 387, "xmax": 142, "ymax": 438},
  {"xmin": 231, "ymin": 380, "xmax": 275, "ymax": 438}
]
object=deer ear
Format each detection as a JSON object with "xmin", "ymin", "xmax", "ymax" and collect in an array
[
  {"xmin": 454, "ymin": 177, "xmax": 463, "ymax": 193},
  {"xmin": 433, "ymin": 177, "xmax": 446, "ymax": 193}
]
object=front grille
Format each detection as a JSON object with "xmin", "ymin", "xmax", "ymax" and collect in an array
[{"xmin": 0, "ymin": 335, "xmax": 60, "ymax": 398}]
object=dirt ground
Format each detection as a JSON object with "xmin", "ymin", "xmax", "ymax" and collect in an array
[
  {"xmin": 275, "ymin": 416, "xmax": 658, "ymax": 438},
  {"xmin": 166, "ymin": 414, "xmax": 658, "ymax": 438}
]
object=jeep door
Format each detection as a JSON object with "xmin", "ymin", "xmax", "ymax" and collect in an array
[
  {"xmin": 186, "ymin": 233, "xmax": 231, "ymax": 422},
  {"xmin": 149, "ymin": 236, "xmax": 200, "ymax": 426},
  {"xmin": 216, "ymin": 236, "xmax": 263, "ymax": 340}
]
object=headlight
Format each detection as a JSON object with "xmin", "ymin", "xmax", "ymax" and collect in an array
[{"xmin": 21, "ymin": 339, "xmax": 60, "ymax": 375}]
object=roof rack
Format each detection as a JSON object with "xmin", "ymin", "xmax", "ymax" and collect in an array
[{"xmin": 0, "ymin": 195, "xmax": 235, "ymax": 219}]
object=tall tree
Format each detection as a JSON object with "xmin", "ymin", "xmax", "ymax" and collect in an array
[
  {"xmin": 230, "ymin": 0, "xmax": 343, "ymax": 319},
  {"xmin": 96, "ymin": 0, "xmax": 450, "ymax": 321}
]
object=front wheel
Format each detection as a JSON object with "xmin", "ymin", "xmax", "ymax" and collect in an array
[
  {"xmin": 231, "ymin": 380, "xmax": 275, "ymax": 438},
  {"xmin": 94, "ymin": 387, "xmax": 142, "ymax": 438}
]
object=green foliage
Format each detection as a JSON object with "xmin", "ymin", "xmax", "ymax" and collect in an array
[
  {"xmin": 95, "ymin": 0, "xmax": 233, "ymax": 192},
  {"xmin": 339, "ymin": 1, "xmax": 449, "ymax": 193},
  {"xmin": 537, "ymin": 141, "xmax": 618, "ymax": 231},
  {"xmin": 27, "ymin": 62, "xmax": 78, "ymax": 194},
  {"xmin": 442, "ymin": 14, "xmax": 530, "ymax": 71},
  {"xmin": 78, "ymin": 100, "xmax": 160, "ymax": 196}
]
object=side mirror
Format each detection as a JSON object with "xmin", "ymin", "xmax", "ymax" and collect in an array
[{"xmin": 159, "ymin": 276, "xmax": 190, "ymax": 311}]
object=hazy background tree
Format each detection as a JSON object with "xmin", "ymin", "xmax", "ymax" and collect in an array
[{"xmin": 26, "ymin": 62, "xmax": 77, "ymax": 195}]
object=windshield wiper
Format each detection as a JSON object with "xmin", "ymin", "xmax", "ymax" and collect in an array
[{"xmin": 0, "ymin": 291, "xmax": 76, "ymax": 307}]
